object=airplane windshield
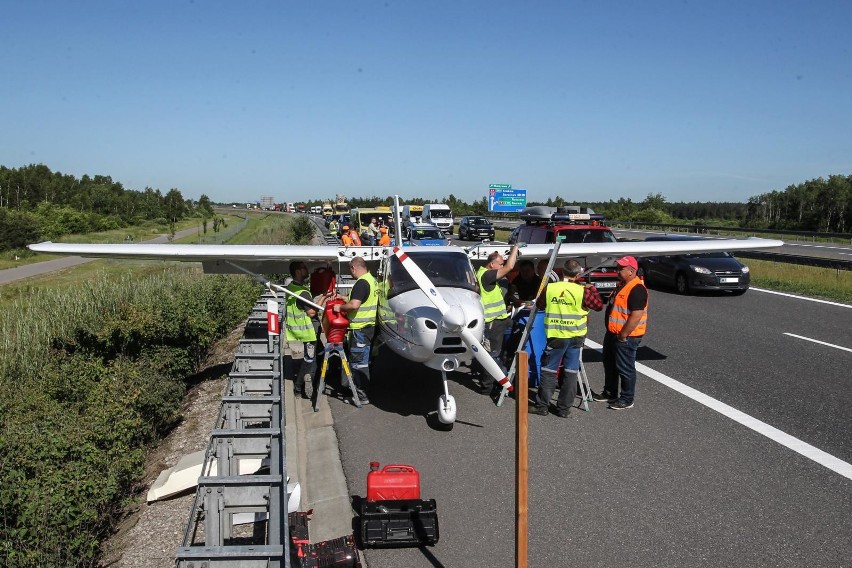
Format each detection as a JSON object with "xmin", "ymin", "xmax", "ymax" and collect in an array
[{"xmin": 387, "ymin": 252, "xmax": 477, "ymax": 298}]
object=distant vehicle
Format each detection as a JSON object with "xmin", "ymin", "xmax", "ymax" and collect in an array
[
  {"xmin": 640, "ymin": 235, "xmax": 750, "ymax": 295},
  {"xmin": 422, "ymin": 203, "xmax": 453, "ymax": 235},
  {"xmin": 509, "ymin": 206, "xmax": 620, "ymax": 293},
  {"xmin": 285, "ymin": 202, "xmax": 295, "ymax": 213},
  {"xmin": 334, "ymin": 194, "xmax": 349, "ymax": 216},
  {"xmin": 322, "ymin": 202, "xmax": 333, "ymax": 217},
  {"xmin": 406, "ymin": 224, "xmax": 450, "ymax": 246},
  {"xmin": 458, "ymin": 216, "xmax": 495, "ymax": 241},
  {"xmin": 402, "ymin": 204, "xmax": 424, "ymax": 224},
  {"xmin": 332, "ymin": 214, "xmax": 351, "ymax": 237}
]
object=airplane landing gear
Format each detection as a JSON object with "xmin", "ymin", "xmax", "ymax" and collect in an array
[{"xmin": 437, "ymin": 370, "xmax": 457, "ymax": 425}]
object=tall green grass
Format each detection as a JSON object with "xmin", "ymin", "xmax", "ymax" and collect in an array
[
  {"xmin": 748, "ymin": 259, "xmax": 851, "ymax": 302},
  {"xmin": 0, "ymin": 268, "xmax": 261, "ymax": 566}
]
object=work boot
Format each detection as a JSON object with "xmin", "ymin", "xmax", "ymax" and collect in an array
[{"xmin": 528, "ymin": 405, "xmax": 548, "ymax": 416}]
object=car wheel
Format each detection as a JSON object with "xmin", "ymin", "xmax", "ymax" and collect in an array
[{"xmin": 675, "ymin": 272, "xmax": 690, "ymax": 295}]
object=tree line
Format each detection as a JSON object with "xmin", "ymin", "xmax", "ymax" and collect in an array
[
  {"xmin": 0, "ymin": 164, "xmax": 216, "ymax": 252},
  {"xmin": 296, "ymin": 173, "xmax": 850, "ymax": 233}
]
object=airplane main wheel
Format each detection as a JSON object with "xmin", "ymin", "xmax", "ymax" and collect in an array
[{"xmin": 437, "ymin": 394, "xmax": 456, "ymax": 425}]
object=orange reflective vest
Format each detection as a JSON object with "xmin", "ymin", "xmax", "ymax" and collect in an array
[
  {"xmin": 349, "ymin": 231, "xmax": 362, "ymax": 246},
  {"xmin": 607, "ymin": 277, "xmax": 648, "ymax": 336},
  {"xmin": 378, "ymin": 233, "xmax": 391, "ymax": 246},
  {"xmin": 341, "ymin": 233, "xmax": 354, "ymax": 246}
]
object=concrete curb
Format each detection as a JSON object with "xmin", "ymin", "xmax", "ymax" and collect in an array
[{"xmin": 287, "ymin": 379, "xmax": 367, "ymax": 564}]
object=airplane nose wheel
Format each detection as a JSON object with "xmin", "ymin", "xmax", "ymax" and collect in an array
[{"xmin": 437, "ymin": 370, "xmax": 457, "ymax": 426}]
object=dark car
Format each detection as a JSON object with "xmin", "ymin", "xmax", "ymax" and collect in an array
[
  {"xmin": 640, "ymin": 235, "xmax": 750, "ymax": 295},
  {"xmin": 458, "ymin": 216, "xmax": 495, "ymax": 241}
]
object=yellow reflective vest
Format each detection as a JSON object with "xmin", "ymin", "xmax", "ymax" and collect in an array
[
  {"xmin": 477, "ymin": 266, "xmax": 508, "ymax": 323},
  {"xmin": 349, "ymin": 272, "xmax": 378, "ymax": 330},
  {"xmin": 544, "ymin": 281, "xmax": 588, "ymax": 339},
  {"xmin": 285, "ymin": 281, "xmax": 317, "ymax": 342}
]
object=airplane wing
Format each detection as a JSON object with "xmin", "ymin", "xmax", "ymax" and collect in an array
[
  {"xmin": 461, "ymin": 237, "xmax": 784, "ymax": 261},
  {"xmin": 28, "ymin": 236, "xmax": 783, "ymax": 274},
  {"xmin": 27, "ymin": 242, "xmax": 391, "ymax": 274}
]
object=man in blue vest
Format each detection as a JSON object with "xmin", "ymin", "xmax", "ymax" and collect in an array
[
  {"xmin": 285, "ymin": 262, "xmax": 320, "ymax": 399},
  {"xmin": 474, "ymin": 244, "xmax": 519, "ymax": 395},
  {"xmin": 530, "ymin": 260, "xmax": 602, "ymax": 417},
  {"xmin": 333, "ymin": 256, "xmax": 377, "ymax": 405}
]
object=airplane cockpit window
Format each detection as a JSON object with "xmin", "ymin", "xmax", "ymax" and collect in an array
[{"xmin": 387, "ymin": 252, "xmax": 477, "ymax": 299}]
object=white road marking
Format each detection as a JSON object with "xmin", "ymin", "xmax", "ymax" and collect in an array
[
  {"xmin": 783, "ymin": 333, "xmax": 852, "ymax": 353},
  {"xmin": 585, "ymin": 338, "xmax": 852, "ymax": 481},
  {"xmin": 751, "ymin": 287, "xmax": 852, "ymax": 308}
]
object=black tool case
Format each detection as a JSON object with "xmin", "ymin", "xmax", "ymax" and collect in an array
[{"xmin": 359, "ymin": 499, "xmax": 439, "ymax": 548}]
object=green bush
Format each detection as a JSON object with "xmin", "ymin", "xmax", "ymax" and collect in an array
[{"xmin": 0, "ymin": 269, "xmax": 261, "ymax": 566}]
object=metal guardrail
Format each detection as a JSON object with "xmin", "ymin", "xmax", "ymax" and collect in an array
[{"xmin": 175, "ymin": 291, "xmax": 291, "ymax": 567}]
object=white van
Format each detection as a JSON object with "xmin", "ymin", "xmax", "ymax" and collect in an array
[{"xmin": 422, "ymin": 203, "xmax": 453, "ymax": 235}]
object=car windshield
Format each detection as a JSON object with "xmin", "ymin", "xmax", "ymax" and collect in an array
[
  {"xmin": 413, "ymin": 229, "xmax": 443, "ymax": 240},
  {"xmin": 468, "ymin": 217, "xmax": 488, "ymax": 225},
  {"xmin": 556, "ymin": 229, "xmax": 617, "ymax": 243},
  {"xmin": 387, "ymin": 252, "xmax": 477, "ymax": 298},
  {"xmin": 429, "ymin": 209, "xmax": 451, "ymax": 218}
]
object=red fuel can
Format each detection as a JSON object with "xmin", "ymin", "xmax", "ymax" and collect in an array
[{"xmin": 366, "ymin": 462, "xmax": 421, "ymax": 502}]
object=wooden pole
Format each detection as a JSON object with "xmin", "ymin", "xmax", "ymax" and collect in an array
[{"xmin": 516, "ymin": 350, "xmax": 529, "ymax": 568}]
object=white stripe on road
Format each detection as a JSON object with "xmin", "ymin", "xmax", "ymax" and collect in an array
[
  {"xmin": 585, "ymin": 338, "xmax": 852, "ymax": 481},
  {"xmin": 751, "ymin": 287, "xmax": 852, "ymax": 308},
  {"xmin": 783, "ymin": 333, "xmax": 852, "ymax": 353}
]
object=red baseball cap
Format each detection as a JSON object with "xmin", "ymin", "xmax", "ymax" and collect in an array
[{"xmin": 615, "ymin": 256, "xmax": 638, "ymax": 270}]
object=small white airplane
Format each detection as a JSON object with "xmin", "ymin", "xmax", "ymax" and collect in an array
[{"xmin": 29, "ymin": 201, "xmax": 783, "ymax": 427}]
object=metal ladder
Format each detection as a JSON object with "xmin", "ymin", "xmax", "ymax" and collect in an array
[{"xmin": 313, "ymin": 341, "xmax": 361, "ymax": 411}]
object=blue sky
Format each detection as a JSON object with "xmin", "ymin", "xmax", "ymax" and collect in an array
[{"xmin": 2, "ymin": 1, "xmax": 850, "ymax": 205}]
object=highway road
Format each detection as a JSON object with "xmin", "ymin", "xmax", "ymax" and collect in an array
[{"xmin": 328, "ymin": 270, "xmax": 852, "ymax": 567}]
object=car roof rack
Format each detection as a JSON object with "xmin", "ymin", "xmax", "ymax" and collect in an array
[{"xmin": 518, "ymin": 206, "xmax": 606, "ymax": 226}]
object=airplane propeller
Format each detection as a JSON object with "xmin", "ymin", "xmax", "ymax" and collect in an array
[{"xmin": 392, "ymin": 247, "xmax": 513, "ymax": 424}]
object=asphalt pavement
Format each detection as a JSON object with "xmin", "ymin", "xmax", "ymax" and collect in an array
[{"xmin": 328, "ymin": 280, "xmax": 852, "ymax": 567}]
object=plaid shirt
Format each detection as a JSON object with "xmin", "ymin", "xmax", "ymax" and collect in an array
[{"xmin": 582, "ymin": 285, "xmax": 604, "ymax": 312}]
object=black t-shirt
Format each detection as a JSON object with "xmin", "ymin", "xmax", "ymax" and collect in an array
[
  {"xmin": 627, "ymin": 283, "xmax": 648, "ymax": 311},
  {"xmin": 350, "ymin": 278, "xmax": 371, "ymax": 303},
  {"xmin": 481, "ymin": 268, "xmax": 498, "ymax": 291}
]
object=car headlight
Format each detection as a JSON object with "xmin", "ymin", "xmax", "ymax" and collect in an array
[
  {"xmin": 690, "ymin": 265, "xmax": 712, "ymax": 274},
  {"xmin": 741, "ymin": 265, "xmax": 750, "ymax": 273}
]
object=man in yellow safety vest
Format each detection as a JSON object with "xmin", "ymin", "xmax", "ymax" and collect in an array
[
  {"xmin": 474, "ymin": 244, "xmax": 519, "ymax": 395},
  {"xmin": 530, "ymin": 260, "xmax": 602, "ymax": 417},
  {"xmin": 285, "ymin": 262, "xmax": 320, "ymax": 399},
  {"xmin": 332, "ymin": 256, "xmax": 377, "ymax": 405}
]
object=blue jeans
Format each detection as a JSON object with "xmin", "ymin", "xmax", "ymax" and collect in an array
[
  {"xmin": 347, "ymin": 326, "xmax": 374, "ymax": 396},
  {"xmin": 535, "ymin": 336, "xmax": 584, "ymax": 414},
  {"xmin": 602, "ymin": 331, "xmax": 642, "ymax": 404}
]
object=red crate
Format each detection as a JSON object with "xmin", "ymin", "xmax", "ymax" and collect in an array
[{"xmin": 366, "ymin": 463, "xmax": 420, "ymax": 502}]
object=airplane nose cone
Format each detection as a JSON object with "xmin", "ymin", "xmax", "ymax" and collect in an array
[{"xmin": 442, "ymin": 305, "xmax": 465, "ymax": 330}]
